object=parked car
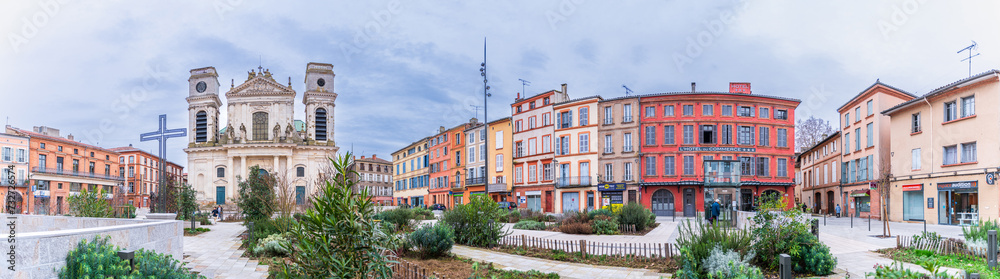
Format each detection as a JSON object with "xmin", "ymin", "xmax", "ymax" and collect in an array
[
  {"xmin": 497, "ymin": 202, "xmax": 517, "ymax": 211},
  {"xmin": 429, "ymin": 204, "xmax": 447, "ymax": 211}
]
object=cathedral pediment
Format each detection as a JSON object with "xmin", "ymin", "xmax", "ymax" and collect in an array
[{"xmin": 226, "ymin": 68, "xmax": 296, "ymax": 98}]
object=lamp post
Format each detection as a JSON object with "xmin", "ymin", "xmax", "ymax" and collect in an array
[{"xmin": 479, "ymin": 38, "xmax": 491, "ymax": 200}]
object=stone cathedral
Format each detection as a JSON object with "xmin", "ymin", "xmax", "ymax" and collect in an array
[{"xmin": 184, "ymin": 63, "xmax": 339, "ymax": 204}]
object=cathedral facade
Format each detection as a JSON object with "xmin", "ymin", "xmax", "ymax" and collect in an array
[{"xmin": 184, "ymin": 63, "xmax": 339, "ymax": 204}]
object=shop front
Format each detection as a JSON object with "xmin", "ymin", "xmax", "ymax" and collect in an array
[
  {"xmin": 937, "ymin": 181, "xmax": 978, "ymax": 226},
  {"xmin": 849, "ymin": 190, "xmax": 870, "ymax": 218},
  {"xmin": 598, "ymin": 183, "xmax": 625, "ymax": 211},
  {"xmin": 487, "ymin": 183, "xmax": 511, "ymax": 202},
  {"xmin": 450, "ymin": 191, "xmax": 465, "ymax": 206},
  {"xmin": 901, "ymin": 184, "xmax": 924, "ymax": 221}
]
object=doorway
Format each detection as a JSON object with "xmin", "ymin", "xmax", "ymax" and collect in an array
[
  {"xmin": 562, "ymin": 192, "xmax": 579, "ymax": 213},
  {"xmin": 651, "ymin": 189, "xmax": 675, "ymax": 216},
  {"xmin": 216, "ymin": 186, "xmax": 226, "ymax": 204},
  {"xmin": 683, "ymin": 188, "xmax": 695, "ymax": 217}
]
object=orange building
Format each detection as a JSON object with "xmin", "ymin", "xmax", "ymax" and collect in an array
[
  {"xmin": 6, "ymin": 126, "xmax": 124, "ymax": 215},
  {"xmin": 0, "ymin": 131, "xmax": 30, "ymax": 213},
  {"xmin": 109, "ymin": 145, "xmax": 184, "ymax": 208}
]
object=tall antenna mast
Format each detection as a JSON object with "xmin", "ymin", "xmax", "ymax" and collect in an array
[
  {"xmin": 470, "ymin": 105, "xmax": 484, "ymax": 119},
  {"xmin": 518, "ymin": 79, "xmax": 531, "ymax": 95},
  {"xmin": 622, "ymin": 85, "xmax": 634, "ymax": 97},
  {"xmin": 958, "ymin": 41, "xmax": 980, "ymax": 77}
]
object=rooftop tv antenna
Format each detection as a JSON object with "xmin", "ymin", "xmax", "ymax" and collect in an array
[
  {"xmin": 958, "ymin": 41, "xmax": 981, "ymax": 77},
  {"xmin": 518, "ymin": 79, "xmax": 531, "ymax": 95},
  {"xmin": 470, "ymin": 105, "xmax": 484, "ymax": 119},
  {"xmin": 622, "ymin": 85, "xmax": 634, "ymax": 97}
]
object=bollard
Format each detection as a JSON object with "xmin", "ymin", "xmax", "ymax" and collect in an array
[
  {"xmin": 868, "ymin": 215, "xmax": 871, "ymax": 231},
  {"xmin": 811, "ymin": 219, "xmax": 819, "ymax": 238},
  {"xmin": 117, "ymin": 249, "xmax": 135, "ymax": 273},
  {"xmin": 249, "ymin": 221, "xmax": 255, "ymax": 242},
  {"xmin": 779, "ymin": 254, "xmax": 792, "ymax": 279},
  {"xmin": 824, "ymin": 213, "xmax": 826, "ymax": 226},
  {"xmin": 924, "ymin": 219, "xmax": 927, "ymax": 234},
  {"xmin": 851, "ymin": 211, "xmax": 854, "ymax": 228},
  {"xmin": 989, "ymin": 230, "xmax": 997, "ymax": 270}
]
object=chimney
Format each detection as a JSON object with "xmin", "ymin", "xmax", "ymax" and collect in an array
[
  {"xmin": 372, "ymin": 154, "xmax": 377, "ymax": 159},
  {"xmin": 361, "ymin": 156, "xmax": 365, "ymax": 159},
  {"xmin": 439, "ymin": 126, "xmax": 445, "ymax": 133},
  {"xmin": 516, "ymin": 92, "xmax": 520, "ymax": 100},
  {"xmin": 691, "ymin": 82, "xmax": 696, "ymax": 93},
  {"xmin": 470, "ymin": 118, "xmax": 478, "ymax": 124},
  {"xmin": 67, "ymin": 134, "xmax": 74, "ymax": 141},
  {"xmin": 561, "ymin": 83, "xmax": 567, "ymax": 95}
]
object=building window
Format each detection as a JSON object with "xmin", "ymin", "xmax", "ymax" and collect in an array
[
  {"xmin": 515, "ymin": 166, "xmax": 523, "ymax": 183},
  {"xmin": 579, "ymin": 134, "xmax": 589, "ymax": 153},
  {"xmin": 738, "ymin": 126, "xmax": 754, "ymax": 145},
  {"xmin": 700, "ymin": 125, "xmax": 716, "ymax": 144},
  {"xmin": 777, "ymin": 158, "xmax": 788, "ymax": 177},
  {"xmin": 911, "ymin": 148, "xmax": 921, "ymax": 170},
  {"xmin": 544, "ymin": 97, "xmax": 550, "ymax": 104},
  {"xmin": 944, "ymin": 101, "xmax": 957, "ymax": 122},
  {"xmin": 297, "ymin": 166, "xmax": 305, "ymax": 177},
  {"xmin": 194, "ymin": 111, "xmax": 208, "ymax": 142},
  {"xmin": 721, "ymin": 125, "xmax": 733, "ymax": 145},
  {"xmin": 645, "ymin": 106, "xmax": 655, "ymax": 118},
  {"xmin": 542, "ymin": 136, "xmax": 551, "ymax": 153},
  {"xmin": 854, "ymin": 107, "xmax": 860, "ymax": 122},
  {"xmin": 604, "ymin": 135, "xmax": 613, "ymax": 153},
  {"xmin": 943, "ymin": 145, "xmax": 958, "ymax": 165},
  {"xmin": 496, "ymin": 154, "xmax": 503, "ymax": 171},
  {"xmin": 962, "ymin": 96, "xmax": 975, "ymax": 118},
  {"xmin": 528, "ymin": 117, "xmax": 536, "ymax": 130},
  {"xmin": 683, "ymin": 156, "xmax": 694, "ymax": 175},
  {"xmin": 961, "ymin": 142, "xmax": 977, "ymax": 163},
  {"xmin": 702, "ymin": 105, "xmax": 713, "ymax": 116},
  {"xmin": 756, "ymin": 157, "xmax": 769, "ymax": 176},
  {"xmin": 844, "ymin": 132, "xmax": 850, "ymax": 152},
  {"xmin": 604, "ymin": 106, "xmax": 613, "ymax": 124},
  {"xmin": 1, "ymin": 147, "xmax": 9, "ymax": 162},
  {"xmin": 217, "ymin": 167, "xmax": 225, "ymax": 178},
  {"xmin": 528, "ymin": 165, "xmax": 536, "ymax": 182},
  {"xmin": 844, "ymin": 113, "xmax": 850, "ymax": 127},
  {"xmin": 740, "ymin": 157, "xmax": 753, "ymax": 176},
  {"xmin": 40, "ymin": 143, "xmax": 45, "ymax": 149},
  {"xmin": 664, "ymin": 125, "xmax": 675, "ymax": 145},
  {"xmin": 543, "ymin": 163, "xmax": 552, "ymax": 180},
  {"xmin": 758, "ymin": 127, "xmax": 769, "ymax": 147},
  {"xmin": 759, "ymin": 107, "xmax": 769, "ymax": 119},
  {"xmin": 682, "ymin": 125, "xmax": 694, "ymax": 145},
  {"xmin": 775, "ymin": 110, "xmax": 787, "ymax": 120},
  {"xmin": 604, "ymin": 164, "xmax": 613, "ymax": 181},
  {"xmin": 543, "ymin": 113, "xmax": 550, "ymax": 126},
  {"xmin": 253, "ymin": 112, "xmax": 269, "ymax": 141},
  {"xmin": 866, "ymin": 123, "xmax": 874, "ymax": 147},
  {"xmin": 579, "ymin": 107, "xmax": 589, "ymax": 126},
  {"xmin": 683, "ymin": 105, "xmax": 694, "ymax": 116},
  {"xmin": 529, "ymin": 101, "xmax": 536, "ymax": 109},
  {"xmin": 867, "ymin": 100, "xmax": 874, "ymax": 116},
  {"xmin": 912, "ymin": 113, "xmax": 921, "ymax": 133},
  {"xmin": 623, "ymin": 133, "xmax": 633, "ymax": 152},
  {"xmin": 645, "ymin": 126, "xmax": 656, "ymax": 146},
  {"xmin": 645, "ymin": 156, "xmax": 657, "ymax": 176},
  {"xmin": 721, "ymin": 105, "xmax": 733, "ymax": 116},
  {"xmin": 654, "ymin": 105, "xmax": 668, "ymax": 118},
  {"xmin": 855, "ymin": 128, "xmax": 861, "ymax": 151},
  {"xmin": 777, "ymin": 129, "xmax": 787, "ymax": 147},
  {"xmin": 623, "ymin": 104, "xmax": 633, "ymax": 122},
  {"xmin": 623, "ymin": 162, "xmax": 633, "ymax": 181},
  {"xmin": 739, "ymin": 106, "xmax": 753, "ymax": 117},
  {"xmin": 663, "ymin": 156, "xmax": 676, "ymax": 176}
]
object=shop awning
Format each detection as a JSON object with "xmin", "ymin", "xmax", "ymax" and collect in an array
[{"xmin": 850, "ymin": 190, "xmax": 870, "ymax": 197}]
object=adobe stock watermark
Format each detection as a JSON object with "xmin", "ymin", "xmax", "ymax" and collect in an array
[
  {"xmin": 546, "ymin": 0, "xmax": 586, "ymax": 31},
  {"xmin": 672, "ymin": 0, "xmax": 750, "ymax": 73},
  {"xmin": 877, "ymin": 0, "xmax": 929, "ymax": 41},
  {"xmin": 83, "ymin": 64, "xmax": 168, "ymax": 146},
  {"xmin": 340, "ymin": 0, "xmax": 403, "ymax": 63},
  {"xmin": 797, "ymin": 84, "xmax": 833, "ymax": 118},
  {"xmin": 5, "ymin": 165, "xmax": 16, "ymax": 272},
  {"xmin": 213, "ymin": 0, "xmax": 245, "ymax": 20},
  {"xmin": 7, "ymin": 0, "xmax": 70, "ymax": 54}
]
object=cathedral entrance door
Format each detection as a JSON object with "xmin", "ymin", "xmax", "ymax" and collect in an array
[{"xmin": 216, "ymin": 186, "xmax": 226, "ymax": 204}]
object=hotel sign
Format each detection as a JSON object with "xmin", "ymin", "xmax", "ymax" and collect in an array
[
  {"xmin": 597, "ymin": 183, "xmax": 626, "ymax": 192},
  {"xmin": 679, "ymin": 147, "xmax": 756, "ymax": 152},
  {"xmin": 938, "ymin": 181, "xmax": 977, "ymax": 190}
]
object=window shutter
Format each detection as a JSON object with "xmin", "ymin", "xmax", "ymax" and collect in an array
[{"xmin": 751, "ymin": 127, "xmax": 756, "ymax": 145}]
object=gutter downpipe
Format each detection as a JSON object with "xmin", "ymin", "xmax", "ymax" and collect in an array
[{"xmin": 923, "ymin": 98, "xmax": 933, "ymax": 176}]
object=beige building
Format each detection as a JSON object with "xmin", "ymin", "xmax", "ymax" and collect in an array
[
  {"xmin": 798, "ymin": 132, "xmax": 841, "ymax": 215},
  {"xmin": 392, "ymin": 138, "xmax": 429, "ymax": 206},
  {"xmin": 553, "ymin": 96, "xmax": 602, "ymax": 213},
  {"xmin": 597, "ymin": 96, "xmax": 641, "ymax": 211},
  {"xmin": 884, "ymin": 70, "xmax": 999, "ymax": 225},
  {"xmin": 512, "ymin": 85, "xmax": 570, "ymax": 213},
  {"xmin": 837, "ymin": 82, "xmax": 915, "ymax": 219},
  {"xmin": 348, "ymin": 154, "xmax": 393, "ymax": 206},
  {"xmin": 184, "ymin": 63, "xmax": 339, "ymax": 204},
  {"xmin": 0, "ymin": 132, "xmax": 30, "ymax": 213}
]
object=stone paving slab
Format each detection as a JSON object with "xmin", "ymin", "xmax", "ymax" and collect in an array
[
  {"xmin": 182, "ymin": 222, "xmax": 269, "ymax": 279},
  {"xmin": 451, "ymin": 245, "xmax": 672, "ymax": 279}
]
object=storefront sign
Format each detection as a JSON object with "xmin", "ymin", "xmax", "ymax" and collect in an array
[
  {"xmin": 449, "ymin": 191, "xmax": 464, "ymax": 196},
  {"xmin": 470, "ymin": 191, "xmax": 485, "ymax": 196},
  {"xmin": 901, "ymin": 184, "xmax": 922, "ymax": 191},
  {"xmin": 869, "ymin": 182, "xmax": 878, "ymax": 190},
  {"xmin": 927, "ymin": 197, "xmax": 934, "ymax": 209},
  {"xmin": 849, "ymin": 190, "xmax": 869, "ymax": 197},
  {"xmin": 937, "ymin": 181, "xmax": 978, "ymax": 190},
  {"xmin": 679, "ymin": 147, "xmax": 756, "ymax": 152},
  {"xmin": 988, "ymin": 173, "xmax": 997, "ymax": 185},
  {"xmin": 597, "ymin": 183, "xmax": 626, "ymax": 192}
]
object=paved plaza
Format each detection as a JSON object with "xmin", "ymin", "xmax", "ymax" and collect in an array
[{"xmin": 182, "ymin": 222, "xmax": 269, "ymax": 279}]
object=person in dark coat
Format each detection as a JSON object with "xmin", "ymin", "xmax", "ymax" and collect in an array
[{"xmin": 711, "ymin": 199, "xmax": 721, "ymax": 224}]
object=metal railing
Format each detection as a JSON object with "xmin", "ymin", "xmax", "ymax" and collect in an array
[
  {"xmin": 450, "ymin": 181, "xmax": 462, "ymax": 189},
  {"xmin": 465, "ymin": 177, "xmax": 485, "ymax": 185},
  {"xmin": 32, "ymin": 167, "xmax": 124, "ymax": 181},
  {"xmin": 556, "ymin": 176, "xmax": 592, "ymax": 188}
]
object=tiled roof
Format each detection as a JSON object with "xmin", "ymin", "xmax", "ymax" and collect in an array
[
  {"xmin": 7, "ymin": 127, "xmax": 119, "ymax": 154},
  {"xmin": 553, "ymin": 95, "xmax": 602, "ymax": 106},
  {"xmin": 635, "ymin": 91, "xmax": 802, "ymax": 103},
  {"xmin": 837, "ymin": 80, "xmax": 918, "ymax": 112},
  {"xmin": 798, "ymin": 131, "xmax": 841, "ymax": 155},
  {"xmin": 882, "ymin": 70, "xmax": 1000, "ymax": 115}
]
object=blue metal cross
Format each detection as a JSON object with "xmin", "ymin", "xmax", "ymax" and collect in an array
[{"xmin": 140, "ymin": 114, "xmax": 186, "ymax": 212}]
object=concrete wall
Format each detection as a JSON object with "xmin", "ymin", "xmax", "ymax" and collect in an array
[{"xmin": 0, "ymin": 214, "xmax": 183, "ymax": 279}]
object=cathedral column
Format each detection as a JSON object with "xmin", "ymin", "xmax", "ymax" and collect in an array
[
  {"xmin": 229, "ymin": 156, "xmax": 236, "ymax": 202},
  {"xmin": 274, "ymin": 156, "xmax": 280, "ymax": 174},
  {"xmin": 240, "ymin": 156, "xmax": 247, "ymax": 195}
]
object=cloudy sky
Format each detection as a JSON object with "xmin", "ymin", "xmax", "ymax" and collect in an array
[{"xmin": 1, "ymin": 1, "xmax": 997, "ymax": 168}]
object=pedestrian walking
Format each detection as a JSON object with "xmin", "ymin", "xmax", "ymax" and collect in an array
[
  {"xmin": 711, "ymin": 199, "xmax": 721, "ymax": 224},
  {"xmin": 835, "ymin": 204, "xmax": 841, "ymax": 218}
]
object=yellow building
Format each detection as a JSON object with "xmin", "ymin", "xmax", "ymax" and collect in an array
[
  {"xmin": 884, "ymin": 70, "xmax": 999, "ymax": 225},
  {"xmin": 391, "ymin": 137, "xmax": 430, "ymax": 206},
  {"xmin": 487, "ymin": 117, "xmax": 513, "ymax": 202}
]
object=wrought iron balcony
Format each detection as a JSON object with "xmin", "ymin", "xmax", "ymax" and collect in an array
[
  {"xmin": 465, "ymin": 177, "xmax": 486, "ymax": 185},
  {"xmin": 556, "ymin": 176, "xmax": 592, "ymax": 188},
  {"xmin": 450, "ymin": 181, "xmax": 463, "ymax": 190},
  {"xmin": 32, "ymin": 167, "xmax": 124, "ymax": 181}
]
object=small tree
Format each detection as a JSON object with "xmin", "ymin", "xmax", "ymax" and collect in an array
[
  {"xmin": 795, "ymin": 116, "xmax": 835, "ymax": 152},
  {"xmin": 236, "ymin": 165, "xmax": 276, "ymax": 223},
  {"xmin": 177, "ymin": 182, "xmax": 199, "ymax": 221},
  {"xmin": 277, "ymin": 153, "xmax": 396, "ymax": 278},
  {"xmin": 877, "ymin": 150, "xmax": 892, "ymax": 237},
  {"xmin": 67, "ymin": 188, "xmax": 113, "ymax": 218},
  {"xmin": 272, "ymin": 170, "xmax": 298, "ymax": 219},
  {"xmin": 443, "ymin": 195, "xmax": 509, "ymax": 247}
]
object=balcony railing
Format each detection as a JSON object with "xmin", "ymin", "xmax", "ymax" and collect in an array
[
  {"xmin": 559, "ymin": 121, "xmax": 571, "ymax": 129},
  {"xmin": 33, "ymin": 167, "xmax": 124, "ymax": 181},
  {"xmin": 603, "ymin": 148, "xmax": 613, "ymax": 154},
  {"xmin": 623, "ymin": 116, "xmax": 633, "ymax": 123},
  {"xmin": 450, "ymin": 181, "xmax": 462, "ymax": 190},
  {"xmin": 466, "ymin": 177, "xmax": 485, "ymax": 185},
  {"xmin": 623, "ymin": 146, "xmax": 633, "ymax": 152},
  {"xmin": 603, "ymin": 118, "xmax": 613, "ymax": 125},
  {"xmin": 556, "ymin": 176, "xmax": 592, "ymax": 188}
]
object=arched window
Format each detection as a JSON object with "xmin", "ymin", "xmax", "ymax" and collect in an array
[
  {"xmin": 315, "ymin": 108, "xmax": 328, "ymax": 141},
  {"xmin": 195, "ymin": 111, "xmax": 208, "ymax": 142},
  {"xmin": 253, "ymin": 112, "xmax": 268, "ymax": 141}
]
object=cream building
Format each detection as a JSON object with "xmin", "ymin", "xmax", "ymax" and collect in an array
[
  {"xmin": 884, "ymin": 70, "xmax": 999, "ymax": 225},
  {"xmin": 184, "ymin": 63, "xmax": 340, "ymax": 204},
  {"xmin": 798, "ymin": 132, "xmax": 841, "ymax": 215},
  {"xmin": 553, "ymin": 96, "xmax": 602, "ymax": 213},
  {"xmin": 392, "ymin": 138, "xmax": 430, "ymax": 206}
]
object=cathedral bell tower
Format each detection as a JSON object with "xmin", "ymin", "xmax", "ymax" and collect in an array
[
  {"xmin": 187, "ymin": 67, "xmax": 222, "ymax": 145},
  {"xmin": 303, "ymin": 62, "xmax": 337, "ymax": 144}
]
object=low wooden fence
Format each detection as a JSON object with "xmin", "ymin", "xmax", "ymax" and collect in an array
[
  {"xmin": 496, "ymin": 235, "xmax": 678, "ymax": 262},
  {"xmin": 389, "ymin": 256, "xmax": 448, "ymax": 279},
  {"xmin": 619, "ymin": 224, "xmax": 637, "ymax": 233},
  {"xmin": 896, "ymin": 235, "xmax": 992, "ymax": 257}
]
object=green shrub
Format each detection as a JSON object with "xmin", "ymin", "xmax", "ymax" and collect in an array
[
  {"xmin": 558, "ymin": 222, "xmax": 593, "ymax": 234},
  {"xmin": 591, "ymin": 215, "xmax": 618, "ymax": 235},
  {"xmin": 513, "ymin": 220, "xmax": 546, "ymax": 230},
  {"xmin": 59, "ymin": 236, "xmax": 203, "ymax": 278},
  {"xmin": 237, "ymin": 165, "xmax": 276, "ymax": 224},
  {"xmin": 412, "ymin": 207, "xmax": 434, "ymax": 220},
  {"xmin": 587, "ymin": 209, "xmax": 615, "ymax": 220},
  {"xmin": 866, "ymin": 261, "xmax": 931, "ymax": 279},
  {"xmin": 798, "ymin": 238, "xmax": 837, "ymax": 276},
  {"xmin": 276, "ymin": 153, "xmax": 395, "ymax": 278},
  {"xmin": 707, "ymin": 261, "xmax": 765, "ymax": 279},
  {"xmin": 67, "ymin": 188, "xmax": 113, "ymax": 218},
  {"xmin": 702, "ymin": 246, "xmax": 757, "ymax": 277},
  {"xmin": 253, "ymin": 233, "xmax": 292, "ymax": 257},
  {"xmin": 749, "ymin": 196, "xmax": 836, "ymax": 276},
  {"xmin": 505, "ymin": 210, "xmax": 521, "ymax": 223},
  {"xmin": 442, "ymin": 195, "xmax": 509, "ymax": 247},
  {"xmin": 409, "ymin": 223, "xmax": 455, "ymax": 258},
  {"xmin": 676, "ymin": 220, "xmax": 754, "ymax": 277},
  {"xmin": 375, "ymin": 207, "xmax": 415, "ymax": 232},
  {"xmin": 963, "ymin": 220, "xmax": 999, "ymax": 242},
  {"xmin": 619, "ymin": 202, "xmax": 653, "ymax": 231}
]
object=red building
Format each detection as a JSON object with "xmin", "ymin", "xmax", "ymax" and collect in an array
[
  {"xmin": 109, "ymin": 145, "xmax": 184, "ymax": 209},
  {"xmin": 428, "ymin": 122, "xmax": 469, "ymax": 209},
  {"xmin": 639, "ymin": 83, "xmax": 799, "ymax": 216}
]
